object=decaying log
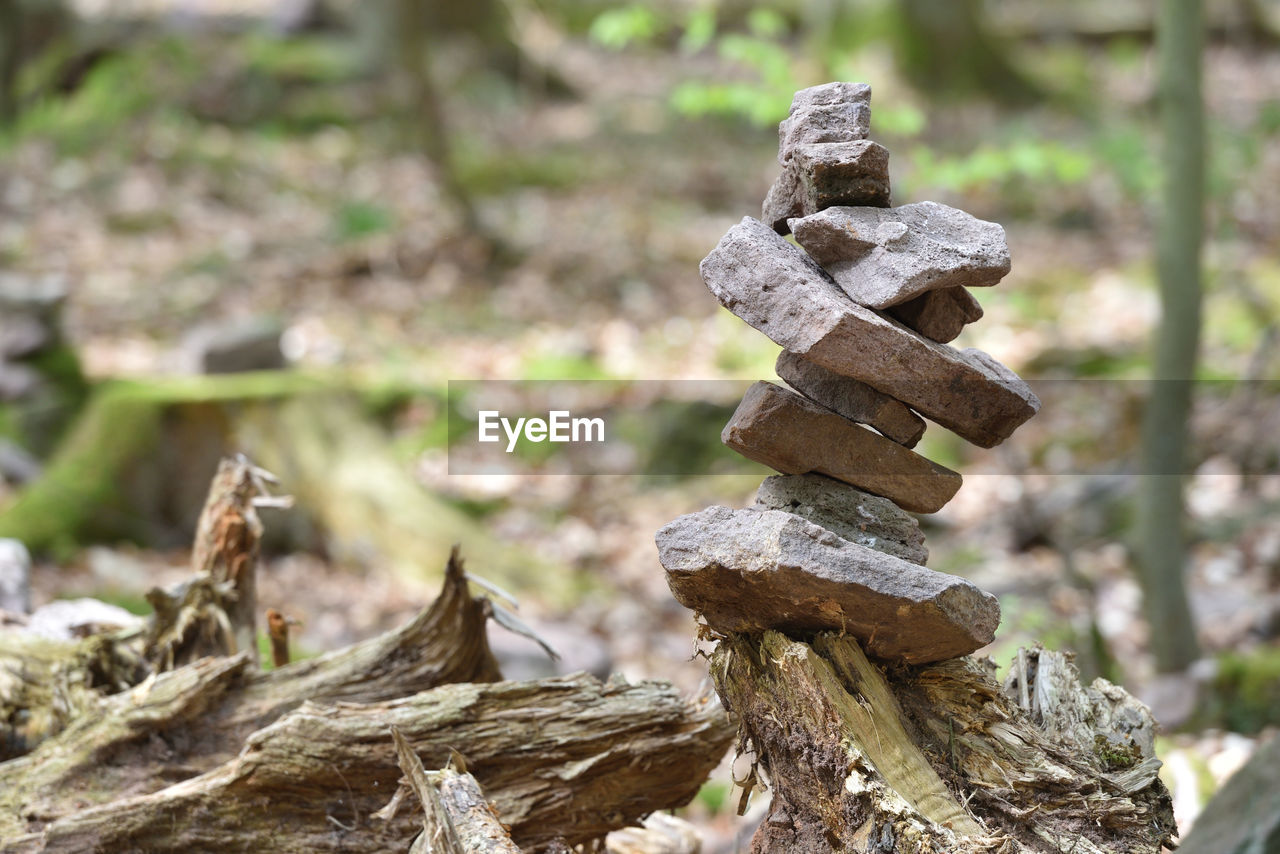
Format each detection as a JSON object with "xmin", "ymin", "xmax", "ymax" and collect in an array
[
  {"xmin": 0, "ymin": 630, "xmax": 147, "ymax": 761},
  {"xmin": 712, "ymin": 631, "xmax": 1176, "ymax": 854},
  {"xmin": 2, "ymin": 456, "xmax": 735, "ymax": 853},
  {"xmin": 385, "ymin": 726, "xmax": 521, "ymax": 853},
  {"xmin": 0, "ymin": 545, "xmax": 503, "ymax": 834},
  {"xmin": 3, "ymin": 673, "xmax": 733, "ymax": 853}
]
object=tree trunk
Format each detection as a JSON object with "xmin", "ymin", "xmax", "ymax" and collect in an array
[
  {"xmin": 712, "ymin": 631, "xmax": 1176, "ymax": 853},
  {"xmin": 1176, "ymin": 731, "xmax": 1280, "ymax": 854},
  {"xmin": 1135, "ymin": 0, "xmax": 1205, "ymax": 674},
  {"xmin": 894, "ymin": 0, "xmax": 1042, "ymax": 105},
  {"xmin": 0, "ymin": 0, "xmax": 21, "ymax": 126}
]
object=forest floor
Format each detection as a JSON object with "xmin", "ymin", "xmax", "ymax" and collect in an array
[{"xmin": 3, "ymin": 10, "xmax": 1280, "ymax": 849}]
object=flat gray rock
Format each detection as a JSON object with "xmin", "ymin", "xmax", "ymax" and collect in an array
[
  {"xmin": 0, "ymin": 539, "xmax": 31, "ymax": 615},
  {"xmin": 776, "ymin": 349, "xmax": 924, "ymax": 447},
  {"xmin": 699, "ymin": 217, "xmax": 1039, "ymax": 448},
  {"xmin": 0, "ymin": 316, "xmax": 50, "ymax": 360},
  {"xmin": 778, "ymin": 82, "xmax": 871, "ymax": 163},
  {"xmin": 655, "ymin": 505, "xmax": 999, "ymax": 663},
  {"xmin": 184, "ymin": 316, "xmax": 286, "ymax": 374},
  {"xmin": 789, "ymin": 202, "xmax": 1010, "ymax": 309},
  {"xmin": 885, "ymin": 286, "xmax": 984, "ymax": 343},
  {"xmin": 24, "ymin": 597, "xmax": 143, "ymax": 640},
  {"xmin": 762, "ymin": 141, "xmax": 890, "ymax": 234},
  {"xmin": 722, "ymin": 382, "xmax": 961, "ymax": 514},
  {"xmin": 754, "ymin": 473, "xmax": 928, "ymax": 565}
]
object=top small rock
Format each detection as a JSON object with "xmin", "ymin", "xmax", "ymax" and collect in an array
[{"xmin": 778, "ymin": 82, "xmax": 871, "ymax": 164}]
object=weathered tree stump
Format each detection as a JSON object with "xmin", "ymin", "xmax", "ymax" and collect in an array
[{"xmin": 713, "ymin": 633, "xmax": 1175, "ymax": 853}]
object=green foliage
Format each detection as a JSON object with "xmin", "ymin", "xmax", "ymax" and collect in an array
[
  {"xmin": 694, "ymin": 779, "xmax": 732, "ymax": 814},
  {"xmin": 669, "ymin": 31, "xmax": 795, "ymax": 127},
  {"xmin": 86, "ymin": 590, "xmax": 152, "ymax": 617},
  {"xmin": 454, "ymin": 144, "xmax": 585, "ymax": 195},
  {"xmin": 680, "ymin": 7, "xmax": 717, "ymax": 53},
  {"xmin": 0, "ymin": 385, "xmax": 164, "ymax": 558},
  {"xmin": 588, "ymin": 6, "xmax": 664, "ymax": 50},
  {"xmin": 1094, "ymin": 733, "xmax": 1142, "ymax": 771},
  {"xmin": 6, "ymin": 37, "xmax": 198, "ymax": 155},
  {"xmin": 714, "ymin": 313, "xmax": 780, "ymax": 377},
  {"xmin": 238, "ymin": 32, "xmax": 363, "ymax": 85},
  {"xmin": 1095, "ymin": 125, "xmax": 1160, "ymax": 199},
  {"xmin": 1203, "ymin": 647, "xmax": 1280, "ymax": 734},
  {"xmin": 332, "ymin": 201, "xmax": 394, "ymax": 241},
  {"xmin": 906, "ymin": 138, "xmax": 1093, "ymax": 197}
]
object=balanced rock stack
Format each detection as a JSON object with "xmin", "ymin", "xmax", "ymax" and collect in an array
[{"xmin": 656, "ymin": 82, "xmax": 1041, "ymax": 666}]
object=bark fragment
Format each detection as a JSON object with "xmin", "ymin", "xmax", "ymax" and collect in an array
[{"xmin": 387, "ymin": 726, "xmax": 521, "ymax": 854}]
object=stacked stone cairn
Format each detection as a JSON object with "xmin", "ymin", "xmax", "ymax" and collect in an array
[{"xmin": 656, "ymin": 82, "xmax": 1041, "ymax": 666}]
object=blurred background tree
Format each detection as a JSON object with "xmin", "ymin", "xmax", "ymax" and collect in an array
[{"xmin": 1135, "ymin": 0, "xmax": 1206, "ymax": 675}]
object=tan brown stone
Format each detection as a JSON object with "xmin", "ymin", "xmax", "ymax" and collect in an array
[
  {"xmin": 761, "ymin": 141, "xmax": 891, "ymax": 234},
  {"xmin": 775, "ymin": 349, "xmax": 924, "ymax": 447},
  {"xmin": 789, "ymin": 202, "xmax": 1010, "ymax": 309},
  {"xmin": 885, "ymin": 286, "xmax": 984, "ymax": 343},
  {"xmin": 753, "ymin": 474, "xmax": 928, "ymax": 565},
  {"xmin": 656, "ymin": 505, "xmax": 999, "ymax": 663},
  {"xmin": 722, "ymin": 382, "xmax": 961, "ymax": 514},
  {"xmin": 699, "ymin": 217, "xmax": 1039, "ymax": 448}
]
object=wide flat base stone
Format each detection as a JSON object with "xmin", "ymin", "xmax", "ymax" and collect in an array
[
  {"xmin": 776, "ymin": 349, "xmax": 924, "ymax": 447},
  {"xmin": 885, "ymin": 286, "xmax": 984, "ymax": 344},
  {"xmin": 789, "ymin": 202, "xmax": 1010, "ymax": 309},
  {"xmin": 699, "ymin": 217, "xmax": 1039, "ymax": 448},
  {"xmin": 754, "ymin": 473, "xmax": 928, "ymax": 565},
  {"xmin": 722, "ymin": 381, "xmax": 961, "ymax": 514},
  {"xmin": 656, "ymin": 505, "xmax": 999, "ymax": 664},
  {"xmin": 762, "ymin": 141, "xmax": 890, "ymax": 234}
]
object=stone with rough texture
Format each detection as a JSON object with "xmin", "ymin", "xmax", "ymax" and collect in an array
[
  {"xmin": 789, "ymin": 201, "xmax": 1010, "ymax": 308},
  {"xmin": 886, "ymin": 285, "xmax": 984, "ymax": 343},
  {"xmin": 722, "ymin": 381, "xmax": 961, "ymax": 514},
  {"xmin": 775, "ymin": 349, "xmax": 924, "ymax": 447},
  {"xmin": 656, "ymin": 505, "xmax": 999, "ymax": 663},
  {"xmin": 700, "ymin": 217, "xmax": 1039, "ymax": 447},
  {"xmin": 762, "ymin": 141, "xmax": 890, "ymax": 234},
  {"xmin": 777, "ymin": 82, "xmax": 871, "ymax": 163},
  {"xmin": 754, "ymin": 473, "xmax": 928, "ymax": 565}
]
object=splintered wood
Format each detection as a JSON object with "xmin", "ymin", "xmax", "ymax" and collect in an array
[
  {"xmin": 146, "ymin": 456, "xmax": 266, "ymax": 669},
  {"xmin": 0, "ymin": 458, "xmax": 733, "ymax": 853},
  {"xmin": 713, "ymin": 632, "xmax": 1175, "ymax": 853}
]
